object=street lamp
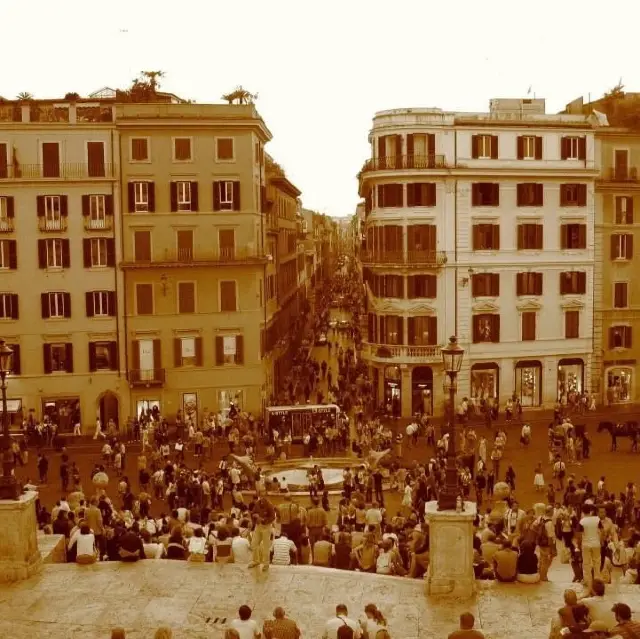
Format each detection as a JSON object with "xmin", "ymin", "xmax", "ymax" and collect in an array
[
  {"xmin": 0, "ymin": 339, "xmax": 19, "ymax": 500},
  {"xmin": 438, "ymin": 335, "xmax": 464, "ymax": 511}
]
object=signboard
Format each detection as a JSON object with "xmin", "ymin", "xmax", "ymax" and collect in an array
[{"xmin": 181, "ymin": 338, "xmax": 195, "ymax": 358}]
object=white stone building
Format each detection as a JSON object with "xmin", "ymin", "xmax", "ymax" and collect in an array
[{"xmin": 358, "ymin": 98, "xmax": 602, "ymax": 417}]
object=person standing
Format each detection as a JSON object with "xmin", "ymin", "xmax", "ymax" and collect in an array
[
  {"xmin": 249, "ymin": 495, "xmax": 276, "ymax": 571},
  {"xmin": 579, "ymin": 504, "xmax": 602, "ymax": 588}
]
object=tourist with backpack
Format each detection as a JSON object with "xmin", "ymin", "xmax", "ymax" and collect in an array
[{"xmin": 534, "ymin": 504, "xmax": 557, "ymax": 581}]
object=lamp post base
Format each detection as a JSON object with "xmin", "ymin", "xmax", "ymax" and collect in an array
[{"xmin": 0, "ymin": 475, "xmax": 20, "ymax": 501}]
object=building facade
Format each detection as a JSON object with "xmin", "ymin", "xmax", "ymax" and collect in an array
[
  {"xmin": 0, "ymin": 99, "xmax": 122, "ymax": 429},
  {"xmin": 117, "ymin": 102, "xmax": 272, "ymax": 422},
  {"xmin": 359, "ymin": 98, "xmax": 601, "ymax": 417}
]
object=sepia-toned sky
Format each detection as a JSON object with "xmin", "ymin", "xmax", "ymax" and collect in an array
[{"xmin": 1, "ymin": 0, "xmax": 637, "ymax": 216}]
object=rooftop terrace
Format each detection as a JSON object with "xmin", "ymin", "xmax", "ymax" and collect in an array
[{"xmin": 2, "ymin": 560, "xmax": 640, "ymax": 638}]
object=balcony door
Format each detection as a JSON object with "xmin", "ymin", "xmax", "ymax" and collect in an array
[
  {"xmin": 219, "ymin": 229, "xmax": 235, "ymax": 259},
  {"xmin": 42, "ymin": 142, "xmax": 60, "ymax": 178},
  {"xmin": 177, "ymin": 229, "xmax": 193, "ymax": 261},
  {"xmin": 139, "ymin": 339, "xmax": 155, "ymax": 380},
  {"xmin": 87, "ymin": 142, "xmax": 106, "ymax": 177}
]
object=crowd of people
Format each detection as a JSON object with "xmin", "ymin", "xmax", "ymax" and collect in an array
[{"xmin": 17, "ymin": 256, "xmax": 640, "ymax": 639}]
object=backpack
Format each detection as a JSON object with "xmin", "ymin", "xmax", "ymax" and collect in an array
[
  {"xmin": 337, "ymin": 622, "xmax": 354, "ymax": 639},
  {"xmin": 534, "ymin": 518, "xmax": 551, "ymax": 547}
]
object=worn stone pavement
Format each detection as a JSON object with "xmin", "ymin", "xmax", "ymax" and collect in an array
[{"xmin": 1, "ymin": 561, "xmax": 640, "ymax": 639}]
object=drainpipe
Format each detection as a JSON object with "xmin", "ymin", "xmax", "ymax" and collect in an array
[
  {"xmin": 111, "ymin": 126, "xmax": 123, "ymax": 381},
  {"xmin": 453, "ymin": 130, "xmax": 459, "ymax": 336}
]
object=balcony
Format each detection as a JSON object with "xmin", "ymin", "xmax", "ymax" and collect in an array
[
  {"xmin": 0, "ymin": 219, "xmax": 14, "ymax": 233},
  {"xmin": 84, "ymin": 216, "xmax": 114, "ymax": 232},
  {"xmin": 120, "ymin": 246, "xmax": 268, "ymax": 269},
  {"xmin": 0, "ymin": 163, "xmax": 115, "ymax": 180},
  {"xmin": 38, "ymin": 217, "xmax": 68, "ymax": 232},
  {"xmin": 128, "ymin": 368, "xmax": 165, "ymax": 387},
  {"xmin": 362, "ymin": 342, "xmax": 442, "ymax": 364},
  {"xmin": 360, "ymin": 154, "xmax": 447, "ymax": 174},
  {"xmin": 360, "ymin": 250, "xmax": 447, "ymax": 268},
  {"xmin": 601, "ymin": 167, "xmax": 639, "ymax": 183}
]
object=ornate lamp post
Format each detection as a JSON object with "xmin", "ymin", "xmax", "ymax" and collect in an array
[
  {"xmin": 0, "ymin": 339, "xmax": 19, "ymax": 500},
  {"xmin": 437, "ymin": 335, "xmax": 465, "ymax": 511}
]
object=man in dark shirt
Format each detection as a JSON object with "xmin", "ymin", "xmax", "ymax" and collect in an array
[
  {"xmin": 611, "ymin": 603, "xmax": 640, "ymax": 639},
  {"xmin": 117, "ymin": 528, "xmax": 144, "ymax": 562},
  {"xmin": 249, "ymin": 497, "xmax": 275, "ymax": 571}
]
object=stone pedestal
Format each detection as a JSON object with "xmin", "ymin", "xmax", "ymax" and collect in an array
[
  {"xmin": 0, "ymin": 491, "xmax": 42, "ymax": 582},
  {"xmin": 425, "ymin": 500, "xmax": 476, "ymax": 599}
]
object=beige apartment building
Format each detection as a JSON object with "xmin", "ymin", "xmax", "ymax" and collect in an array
[
  {"xmin": 0, "ymin": 99, "xmax": 122, "ymax": 430},
  {"xmin": 118, "ymin": 102, "xmax": 273, "ymax": 422}
]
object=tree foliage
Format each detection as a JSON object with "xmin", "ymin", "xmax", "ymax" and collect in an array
[
  {"xmin": 16, "ymin": 92, "xmax": 33, "ymax": 101},
  {"xmin": 598, "ymin": 81, "xmax": 640, "ymax": 130},
  {"xmin": 116, "ymin": 70, "xmax": 166, "ymax": 103},
  {"xmin": 221, "ymin": 86, "xmax": 258, "ymax": 105}
]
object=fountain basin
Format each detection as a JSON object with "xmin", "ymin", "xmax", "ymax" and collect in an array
[{"xmin": 265, "ymin": 466, "xmax": 344, "ymax": 492}]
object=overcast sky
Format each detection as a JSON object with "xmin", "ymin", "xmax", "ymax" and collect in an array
[{"xmin": 1, "ymin": 0, "xmax": 637, "ymax": 216}]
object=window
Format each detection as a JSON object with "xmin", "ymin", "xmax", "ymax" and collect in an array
[
  {"xmin": 88, "ymin": 195, "xmax": 106, "ymax": 227},
  {"xmin": 173, "ymin": 137, "xmax": 192, "ymax": 162},
  {"xmin": 170, "ymin": 181, "xmax": 199, "ymax": 212},
  {"xmin": 0, "ymin": 293, "xmax": 18, "ymax": 319},
  {"xmin": 174, "ymin": 336, "xmax": 203, "ymax": 367},
  {"xmin": 516, "ymin": 184, "xmax": 543, "ymax": 207},
  {"xmin": 90, "ymin": 238, "xmax": 107, "ymax": 267},
  {"xmin": 406, "ymin": 183, "xmax": 436, "ymax": 207},
  {"xmin": 0, "ymin": 196, "xmax": 14, "ymax": 229},
  {"xmin": 134, "ymin": 230, "xmax": 152, "ymax": 262},
  {"xmin": 136, "ymin": 283, "xmax": 154, "ymax": 315},
  {"xmin": 131, "ymin": 138, "xmax": 149, "ymax": 162},
  {"xmin": 38, "ymin": 195, "xmax": 66, "ymax": 230},
  {"xmin": 38, "ymin": 238, "xmax": 70, "ymax": 269},
  {"xmin": 177, "ymin": 229, "xmax": 194, "ymax": 261},
  {"xmin": 220, "ymin": 281, "xmax": 237, "ymax": 312},
  {"xmin": 0, "ymin": 143, "xmax": 7, "ymax": 178},
  {"xmin": 86, "ymin": 290, "xmax": 115, "ymax": 317},
  {"xmin": 611, "ymin": 233, "xmax": 634, "ymax": 260},
  {"xmin": 89, "ymin": 341, "xmax": 117, "ymax": 372},
  {"xmin": 517, "ymin": 224, "xmax": 543, "ymax": 250},
  {"xmin": 6, "ymin": 343, "xmax": 20, "ymax": 375},
  {"xmin": 560, "ymin": 184, "xmax": 587, "ymax": 206},
  {"xmin": 472, "ymin": 224, "xmax": 500, "ymax": 250},
  {"xmin": 521, "ymin": 311, "xmax": 536, "ymax": 341},
  {"xmin": 377, "ymin": 184, "xmax": 404, "ymax": 208},
  {"xmin": 471, "ymin": 183, "xmax": 500, "ymax": 206},
  {"xmin": 0, "ymin": 240, "xmax": 17, "ymax": 269},
  {"xmin": 517, "ymin": 135, "xmax": 542, "ymax": 160},
  {"xmin": 471, "ymin": 273, "xmax": 499, "ymax": 297},
  {"xmin": 44, "ymin": 343, "xmax": 73, "ymax": 374},
  {"xmin": 614, "ymin": 282, "xmax": 629, "ymax": 309},
  {"xmin": 516, "ymin": 272, "xmax": 543, "ymax": 296},
  {"xmin": 472, "ymin": 314, "xmax": 500, "ymax": 343},
  {"xmin": 408, "ymin": 316, "xmax": 437, "ymax": 346},
  {"xmin": 561, "ymin": 136, "xmax": 586, "ymax": 160},
  {"xmin": 87, "ymin": 141, "xmax": 106, "ymax": 177},
  {"xmin": 216, "ymin": 138, "xmax": 235, "ymax": 161},
  {"xmin": 560, "ymin": 224, "xmax": 587, "ymax": 250},
  {"xmin": 128, "ymin": 181, "xmax": 155, "ymax": 213},
  {"xmin": 42, "ymin": 291, "xmax": 70, "ymax": 318},
  {"xmin": 380, "ymin": 315, "xmax": 403, "ymax": 345},
  {"xmin": 214, "ymin": 180, "xmax": 241, "ymax": 211},
  {"xmin": 615, "ymin": 196, "xmax": 634, "ymax": 224},
  {"xmin": 407, "ymin": 274, "xmax": 437, "ymax": 299},
  {"xmin": 565, "ymin": 311, "xmax": 580, "ymax": 339},
  {"xmin": 380, "ymin": 275, "xmax": 404, "ymax": 298},
  {"xmin": 42, "ymin": 142, "xmax": 60, "ymax": 178},
  {"xmin": 215, "ymin": 334, "xmax": 244, "ymax": 366},
  {"xmin": 218, "ymin": 229, "xmax": 236, "ymax": 259},
  {"xmin": 471, "ymin": 135, "xmax": 498, "ymax": 159},
  {"xmin": 178, "ymin": 282, "xmax": 196, "ymax": 314},
  {"xmin": 559, "ymin": 272, "xmax": 587, "ymax": 295},
  {"xmin": 609, "ymin": 326, "xmax": 632, "ymax": 349}
]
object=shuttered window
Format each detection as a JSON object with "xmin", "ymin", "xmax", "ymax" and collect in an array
[
  {"xmin": 135, "ymin": 283, "xmax": 153, "ymax": 315},
  {"xmin": 220, "ymin": 281, "xmax": 237, "ymax": 312},
  {"xmin": 178, "ymin": 282, "xmax": 196, "ymax": 314}
]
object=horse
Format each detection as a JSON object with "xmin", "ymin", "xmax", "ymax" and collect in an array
[{"xmin": 598, "ymin": 420, "xmax": 640, "ymax": 451}]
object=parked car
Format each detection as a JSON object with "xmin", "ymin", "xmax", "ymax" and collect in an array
[
  {"xmin": 338, "ymin": 319, "xmax": 350, "ymax": 329},
  {"xmin": 315, "ymin": 333, "xmax": 328, "ymax": 346}
]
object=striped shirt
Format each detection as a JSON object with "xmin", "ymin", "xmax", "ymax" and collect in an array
[{"xmin": 271, "ymin": 536, "xmax": 297, "ymax": 565}]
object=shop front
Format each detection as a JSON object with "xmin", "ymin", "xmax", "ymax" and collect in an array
[
  {"xmin": 606, "ymin": 366, "xmax": 633, "ymax": 403},
  {"xmin": 557, "ymin": 358, "xmax": 584, "ymax": 403},
  {"xmin": 470, "ymin": 363, "xmax": 499, "ymax": 409},
  {"xmin": 182, "ymin": 392, "xmax": 198, "ymax": 427},
  {"xmin": 218, "ymin": 389, "xmax": 244, "ymax": 416},
  {"xmin": 3, "ymin": 398, "xmax": 24, "ymax": 430},
  {"xmin": 136, "ymin": 399, "xmax": 161, "ymax": 423},
  {"xmin": 42, "ymin": 397, "xmax": 81, "ymax": 433},
  {"xmin": 514, "ymin": 360, "xmax": 542, "ymax": 407},
  {"xmin": 411, "ymin": 366, "xmax": 433, "ymax": 416},
  {"xmin": 383, "ymin": 365, "xmax": 401, "ymax": 415}
]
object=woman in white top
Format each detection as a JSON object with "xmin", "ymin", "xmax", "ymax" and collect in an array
[
  {"xmin": 70, "ymin": 523, "xmax": 97, "ymax": 564},
  {"xmin": 188, "ymin": 527, "xmax": 207, "ymax": 561},
  {"xmin": 361, "ymin": 604, "xmax": 389, "ymax": 639}
]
